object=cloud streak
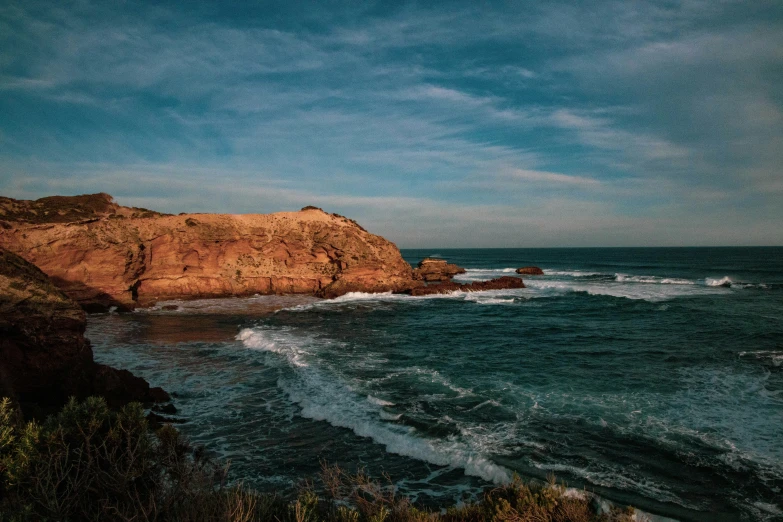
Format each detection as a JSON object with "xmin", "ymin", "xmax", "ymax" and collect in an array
[{"xmin": 0, "ymin": 0, "xmax": 781, "ymax": 246}]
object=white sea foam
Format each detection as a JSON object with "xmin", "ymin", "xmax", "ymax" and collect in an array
[
  {"xmin": 739, "ymin": 351, "xmax": 783, "ymax": 367},
  {"xmin": 455, "ymin": 268, "xmax": 516, "ymax": 282},
  {"xmin": 464, "ymin": 294, "xmax": 516, "ymax": 305},
  {"xmin": 523, "ymin": 279, "xmax": 718, "ymax": 302},
  {"xmin": 615, "ymin": 274, "xmax": 695, "ymax": 285},
  {"xmin": 751, "ymin": 501, "xmax": 783, "ymax": 516},
  {"xmin": 236, "ymin": 328, "xmax": 311, "ymax": 367},
  {"xmin": 706, "ymin": 276, "xmax": 733, "ymax": 287},
  {"xmin": 237, "ymin": 326, "xmax": 512, "ymax": 484},
  {"xmin": 544, "ymin": 270, "xmax": 604, "ymax": 277},
  {"xmin": 408, "ymin": 367, "xmax": 475, "ymax": 397},
  {"xmin": 533, "ymin": 462, "xmax": 690, "ymax": 508},
  {"xmin": 367, "ymin": 395, "xmax": 395, "ymax": 407}
]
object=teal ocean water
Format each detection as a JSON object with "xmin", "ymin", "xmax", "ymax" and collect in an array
[{"xmin": 88, "ymin": 247, "xmax": 783, "ymax": 521}]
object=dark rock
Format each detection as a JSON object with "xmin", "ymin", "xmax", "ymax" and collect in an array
[
  {"xmin": 412, "ymin": 258, "xmax": 466, "ymax": 282},
  {"xmin": 92, "ymin": 365, "xmax": 169, "ymax": 408},
  {"xmin": 516, "ymin": 266, "xmax": 544, "ymax": 275},
  {"xmin": 153, "ymin": 403, "xmax": 178, "ymax": 414},
  {"xmin": 402, "ymin": 276, "xmax": 525, "ymax": 296},
  {"xmin": 146, "ymin": 411, "xmax": 186, "ymax": 429},
  {"xmin": 0, "ymin": 247, "xmax": 168, "ymax": 418},
  {"xmin": 149, "ymin": 386, "xmax": 171, "ymax": 403}
]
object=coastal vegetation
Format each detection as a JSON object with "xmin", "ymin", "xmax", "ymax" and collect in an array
[{"xmin": 0, "ymin": 396, "xmax": 642, "ymax": 522}]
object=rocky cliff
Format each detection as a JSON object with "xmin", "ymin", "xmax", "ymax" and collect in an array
[
  {"xmin": 0, "ymin": 194, "xmax": 420, "ymax": 309},
  {"xmin": 0, "ymin": 248, "xmax": 168, "ymax": 418}
]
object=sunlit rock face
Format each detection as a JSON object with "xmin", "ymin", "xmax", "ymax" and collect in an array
[{"xmin": 0, "ymin": 194, "xmax": 421, "ymax": 309}]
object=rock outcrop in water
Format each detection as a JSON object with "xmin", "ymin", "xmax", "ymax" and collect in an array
[
  {"xmin": 0, "ymin": 248, "xmax": 168, "ymax": 417},
  {"xmin": 403, "ymin": 276, "xmax": 525, "ymax": 296},
  {"xmin": 412, "ymin": 257, "xmax": 466, "ymax": 282},
  {"xmin": 516, "ymin": 266, "xmax": 544, "ymax": 275},
  {"xmin": 0, "ymin": 193, "xmax": 421, "ymax": 309}
]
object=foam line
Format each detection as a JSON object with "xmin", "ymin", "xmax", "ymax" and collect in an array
[{"xmin": 237, "ymin": 327, "xmax": 513, "ymax": 484}]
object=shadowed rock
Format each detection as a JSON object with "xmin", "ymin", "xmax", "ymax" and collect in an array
[
  {"xmin": 402, "ymin": 276, "xmax": 525, "ymax": 296},
  {"xmin": 0, "ymin": 248, "xmax": 168, "ymax": 418},
  {"xmin": 516, "ymin": 266, "xmax": 544, "ymax": 275}
]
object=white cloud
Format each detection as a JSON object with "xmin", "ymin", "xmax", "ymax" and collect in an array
[{"xmin": 504, "ymin": 168, "xmax": 600, "ymax": 187}]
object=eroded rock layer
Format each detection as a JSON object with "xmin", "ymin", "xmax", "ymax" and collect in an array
[{"xmin": 0, "ymin": 194, "xmax": 420, "ymax": 308}]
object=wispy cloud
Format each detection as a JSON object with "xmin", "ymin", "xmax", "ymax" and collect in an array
[
  {"xmin": 504, "ymin": 168, "xmax": 601, "ymax": 187},
  {"xmin": 0, "ymin": 0, "xmax": 781, "ymax": 245}
]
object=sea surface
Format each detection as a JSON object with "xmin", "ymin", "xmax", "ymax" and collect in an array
[{"xmin": 87, "ymin": 247, "xmax": 783, "ymax": 521}]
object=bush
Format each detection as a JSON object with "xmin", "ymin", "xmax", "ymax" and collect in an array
[{"xmin": 0, "ymin": 397, "xmax": 643, "ymax": 522}]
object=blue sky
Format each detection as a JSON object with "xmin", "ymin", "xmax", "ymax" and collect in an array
[{"xmin": 1, "ymin": 0, "xmax": 782, "ymax": 247}]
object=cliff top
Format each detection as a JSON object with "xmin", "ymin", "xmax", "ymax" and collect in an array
[{"xmin": 0, "ymin": 193, "xmax": 169, "ymax": 224}]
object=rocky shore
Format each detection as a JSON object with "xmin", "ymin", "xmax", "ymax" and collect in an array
[
  {"xmin": 404, "ymin": 275, "xmax": 525, "ymax": 296},
  {"xmin": 0, "ymin": 247, "xmax": 169, "ymax": 418}
]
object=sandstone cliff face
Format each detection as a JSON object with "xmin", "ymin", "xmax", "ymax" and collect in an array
[
  {"xmin": 0, "ymin": 194, "xmax": 419, "ymax": 309},
  {"xmin": 0, "ymin": 248, "xmax": 167, "ymax": 418}
]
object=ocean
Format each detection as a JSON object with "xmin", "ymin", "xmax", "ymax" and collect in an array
[{"xmin": 87, "ymin": 247, "xmax": 783, "ymax": 521}]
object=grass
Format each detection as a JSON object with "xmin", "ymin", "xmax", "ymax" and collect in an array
[{"xmin": 0, "ymin": 397, "xmax": 644, "ymax": 522}]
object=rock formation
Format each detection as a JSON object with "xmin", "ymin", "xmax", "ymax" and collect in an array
[
  {"xmin": 403, "ymin": 276, "xmax": 525, "ymax": 296},
  {"xmin": 0, "ymin": 194, "xmax": 421, "ymax": 309},
  {"xmin": 412, "ymin": 257, "xmax": 466, "ymax": 282},
  {"xmin": 516, "ymin": 266, "xmax": 544, "ymax": 275},
  {"xmin": 0, "ymin": 248, "xmax": 168, "ymax": 418}
]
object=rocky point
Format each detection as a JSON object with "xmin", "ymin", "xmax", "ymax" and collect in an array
[{"xmin": 0, "ymin": 194, "xmax": 421, "ymax": 309}]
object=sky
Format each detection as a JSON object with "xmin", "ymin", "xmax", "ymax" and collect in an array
[{"xmin": 1, "ymin": 0, "xmax": 782, "ymax": 247}]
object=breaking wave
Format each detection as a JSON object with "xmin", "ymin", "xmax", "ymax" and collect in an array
[{"xmin": 236, "ymin": 327, "xmax": 513, "ymax": 484}]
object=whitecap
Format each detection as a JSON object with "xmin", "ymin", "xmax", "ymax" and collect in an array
[
  {"xmin": 615, "ymin": 273, "xmax": 695, "ymax": 285},
  {"xmin": 705, "ymin": 276, "xmax": 733, "ymax": 287},
  {"xmin": 464, "ymin": 294, "xmax": 516, "ymax": 305},
  {"xmin": 524, "ymin": 278, "xmax": 727, "ymax": 302},
  {"xmin": 236, "ymin": 326, "xmax": 511, "ymax": 484},
  {"xmin": 544, "ymin": 269, "xmax": 605, "ymax": 277},
  {"xmin": 367, "ymin": 395, "xmax": 395, "ymax": 407}
]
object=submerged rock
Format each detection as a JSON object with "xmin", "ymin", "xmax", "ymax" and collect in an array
[
  {"xmin": 412, "ymin": 257, "xmax": 467, "ymax": 282},
  {"xmin": 516, "ymin": 266, "xmax": 544, "ymax": 275},
  {"xmin": 402, "ymin": 276, "xmax": 525, "ymax": 296},
  {"xmin": 0, "ymin": 194, "xmax": 420, "ymax": 308},
  {"xmin": 0, "ymin": 248, "xmax": 168, "ymax": 418}
]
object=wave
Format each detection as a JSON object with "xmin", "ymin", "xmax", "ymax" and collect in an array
[
  {"xmin": 463, "ymin": 294, "xmax": 516, "ymax": 305},
  {"xmin": 236, "ymin": 327, "xmax": 512, "ymax": 484},
  {"xmin": 367, "ymin": 395, "xmax": 396, "ymax": 407},
  {"xmin": 615, "ymin": 274, "xmax": 695, "ymax": 285},
  {"xmin": 739, "ymin": 351, "xmax": 783, "ymax": 368},
  {"xmin": 706, "ymin": 276, "xmax": 733, "ymax": 287},
  {"xmin": 544, "ymin": 270, "xmax": 606, "ymax": 277},
  {"xmin": 456, "ymin": 268, "xmax": 517, "ymax": 282},
  {"xmin": 523, "ymin": 279, "xmax": 726, "ymax": 302}
]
